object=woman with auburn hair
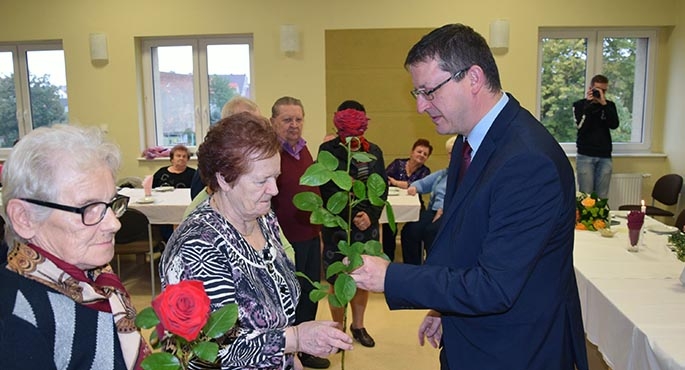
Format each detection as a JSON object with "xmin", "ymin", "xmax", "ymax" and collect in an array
[
  {"xmin": 400, "ymin": 136, "xmax": 456, "ymax": 265},
  {"xmin": 160, "ymin": 112, "xmax": 352, "ymax": 370},
  {"xmin": 386, "ymin": 138, "xmax": 433, "ymax": 190},
  {"xmin": 382, "ymin": 138, "xmax": 433, "ymax": 260}
]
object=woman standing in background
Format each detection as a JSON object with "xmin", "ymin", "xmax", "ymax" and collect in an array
[{"xmin": 318, "ymin": 100, "xmax": 387, "ymax": 348}]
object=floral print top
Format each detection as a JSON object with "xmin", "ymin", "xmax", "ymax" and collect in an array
[
  {"xmin": 385, "ymin": 158, "xmax": 431, "ymax": 185},
  {"xmin": 159, "ymin": 199, "xmax": 300, "ymax": 370}
]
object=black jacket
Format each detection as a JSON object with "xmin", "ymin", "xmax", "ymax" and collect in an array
[{"xmin": 572, "ymin": 99, "xmax": 619, "ymax": 158}]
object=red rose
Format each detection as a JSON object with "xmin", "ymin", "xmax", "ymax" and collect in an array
[
  {"xmin": 333, "ymin": 108, "xmax": 369, "ymax": 137},
  {"xmin": 151, "ymin": 280, "xmax": 211, "ymax": 341}
]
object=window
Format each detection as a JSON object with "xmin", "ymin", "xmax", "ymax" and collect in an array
[
  {"xmin": 141, "ymin": 36, "xmax": 253, "ymax": 150},
  {"xmin": 0, "ymin": 42, "xmax": 68, "ymax": 155},
  {"xmin": 536, "ymin": 29, "xmax": 657, "ymax": 153}
]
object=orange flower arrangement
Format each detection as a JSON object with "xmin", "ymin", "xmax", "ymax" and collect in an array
[{"xmin": 576, "ymin": 192, "xmax": 610, "ymax": 231}]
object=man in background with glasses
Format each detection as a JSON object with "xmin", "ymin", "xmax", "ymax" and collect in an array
[
  {"xmin": 0, "ymin": 124, "xmax": 150, "ymax": 369},
  {"xmin": 351, "ymin": 23, "xmax": 588, "ymax": 370}
]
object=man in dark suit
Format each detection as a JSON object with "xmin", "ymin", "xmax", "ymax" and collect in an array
[{"xmin": 350, "ymin": 23, "xmax": 589, "ymax": 370}]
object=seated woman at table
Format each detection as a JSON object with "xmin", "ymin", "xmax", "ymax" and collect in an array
[
  {"xmin": 0, "ymin": 124, "xmax": 149, "ymax": 369},
  {"xmin": 160, "ymin": 112, "xmax": 352, "ymax": 369},
  {"xmin": 386, "ymin": 138, "xmax": 433, "ymax": 190},
  {"xmin": 153, "ymin": 143, "xmax": 196, "ymax": 189},
  {"xmin": 400, "ymin": 136, "xmax": 456, "ymax": 265},
  {"xmin": 154, "ymin": 143, "xmax": 196, "ymax": 242},
  {"xmin": 382, "ymin": 138, "xmax": 432, "ymax": 261}
]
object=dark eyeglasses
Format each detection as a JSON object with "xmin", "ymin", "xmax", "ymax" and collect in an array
[
  {"xmin": 410, "ymin": 66, "xmax": 471, "ymax": 101},
  {"xmin": 21, "ymin": 194, "xmax": 130, "ymax": 226}
]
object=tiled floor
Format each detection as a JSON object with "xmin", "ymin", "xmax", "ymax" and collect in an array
[{"xmin": 119, "ymin": 254, "xmax": 610, "ymax": 370}]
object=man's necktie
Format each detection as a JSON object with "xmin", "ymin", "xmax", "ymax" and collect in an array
[{"xmin": 457, "ymin": 138, "xmax": 472, "ymax": 184}]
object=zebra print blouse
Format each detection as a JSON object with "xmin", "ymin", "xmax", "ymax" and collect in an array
[{"xmin": 160, "ymin": 200, "xmax": 300, "ymax": 370}]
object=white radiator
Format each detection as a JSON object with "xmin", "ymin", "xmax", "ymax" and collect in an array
[{"xmin": 608, "ymin": 173, "xmax": 645, "ymax": 209}]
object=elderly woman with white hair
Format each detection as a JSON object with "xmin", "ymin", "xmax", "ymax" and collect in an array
[
  {"xmin": 0, "ymin": 124, "xmax": 150, "ymax": 369},
  {"xmin": 400, "ymin": 136, "xmax": 457, "ymax": 265}
]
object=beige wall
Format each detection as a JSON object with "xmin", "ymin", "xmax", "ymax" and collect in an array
[
  {"xmin": 325, "ymin": 28, "xmax": 451, "ymax": 167},
  {"xmin": 664, "ymin": 1, "xmax": 685, "ymax": 177},
  {"xmin": 0, "ymin": 0, "xmax": 682, "ymax": 209},
  {"xmin": 662, "ymin": 1, "xmax": 685, "ymax": 216}
]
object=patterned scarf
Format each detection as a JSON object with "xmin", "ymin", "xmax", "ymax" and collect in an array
[
  {"xmin": 333, "ymin": 108, "xmax": 370, "ymax": 152},
  {"xmin": 6, "ymin": 243, "xmax": 151, "ymax": 370}
]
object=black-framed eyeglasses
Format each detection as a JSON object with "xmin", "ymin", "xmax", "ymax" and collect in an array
[
  {"xmin": 20, "ymin": 194, "xmax": 130, "ymax": 226},
  {"xmin": 410, "ymin": 66, "xmax": 472, "ymax": 101}
]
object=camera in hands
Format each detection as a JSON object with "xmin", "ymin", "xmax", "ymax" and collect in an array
[{"xmin": 592, "ymin": 89, "xmax": 601, "ymax": 98}]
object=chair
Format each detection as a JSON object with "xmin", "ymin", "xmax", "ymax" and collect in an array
[
  {"xmin": 117, "ymin": 176, "xmax": 143, "ymax": 189},
  {"xmin": 676, "ymin": 209, "xmax": 685, "ymax": 232},
  {"xmin": 114, "ymin": 208, "xmax": 162, "ymax": 295},
  {"xmin": 618, "ymin": 174, "xmax": 683, "ymax": 218}
]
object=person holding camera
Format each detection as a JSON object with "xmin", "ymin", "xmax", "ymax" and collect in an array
[{"xmin": 572, "ymin": 74, "xmax": 619, "ymax": 199}]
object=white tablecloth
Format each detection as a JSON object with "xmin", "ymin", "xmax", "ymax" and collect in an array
[
  {"xmin": 574, "ymin": 214, "xmax": 685, "ymax": 370},
  {"xmin": 119, "ymin": 187, "xmax": 420, "ymax": 225},
  {"xmin": 118, "ymin": 188, "xmax": 191, "ymax": 224},
  {"xmin": 117, "ymin": 187, "xmax": 193, "ymax": 296},
  {"xmin": 380, "ymin": 189, "xmax": 421, "ymax": 224}
]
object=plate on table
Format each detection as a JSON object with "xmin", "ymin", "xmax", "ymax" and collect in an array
[
  {"xmin": 646, "ymin": 224, "xmax": 679, "ymax": 235},
  {"xmin": 153, "ymin": 186, "xmax": 174, "ymax": 192},
  {"xmin": 388, "ymin": 187, "xmax": 401, "ymax": 196},
  {"xmin": 136, "ymin": 196, "xmax": 155, "ymax": 204},
  {"xmin": 599, "ymin": 228, "xmax": 618, "ymax": 238}
]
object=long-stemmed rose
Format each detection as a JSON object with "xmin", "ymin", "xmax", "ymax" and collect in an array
[
  {"xmin": 293, "ymin": 137, "xmax": 394, "ymax": 369},
  {"xmin": 136, "ymin": 280, "xmax": 238, "ymax": 370}
]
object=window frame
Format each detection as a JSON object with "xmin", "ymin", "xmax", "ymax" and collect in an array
[
  {"xmin": 536, "ymin": 28, "xmax": 658, "ymax": 155},
  {"xmin": 140, "ymin": 35, "xmax": 254, "ymax": 152},
  {"xmin": 0, "ymin": 41, "xmax": 65, "ymax": 158}
]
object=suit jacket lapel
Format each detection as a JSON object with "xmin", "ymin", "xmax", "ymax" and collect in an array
[
  {"xmin": 441, "ymin": 139, "xmax": 494, "ymax": 227},
  {"xmin": 433, "ymin": 94, "xmax": 522, "ymax": 248}
]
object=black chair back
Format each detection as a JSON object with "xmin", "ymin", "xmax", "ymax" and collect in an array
[
  {"xmin": 619, "ymin": 174, "xmax": 683, "ymax": 218},
  {"xmin": 651, "ymin": 174, "xmax": 683, "ymax": 206},
  {"xmin": 115, "ymin": 209, "xmax": 150, "ymax": 244}
]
